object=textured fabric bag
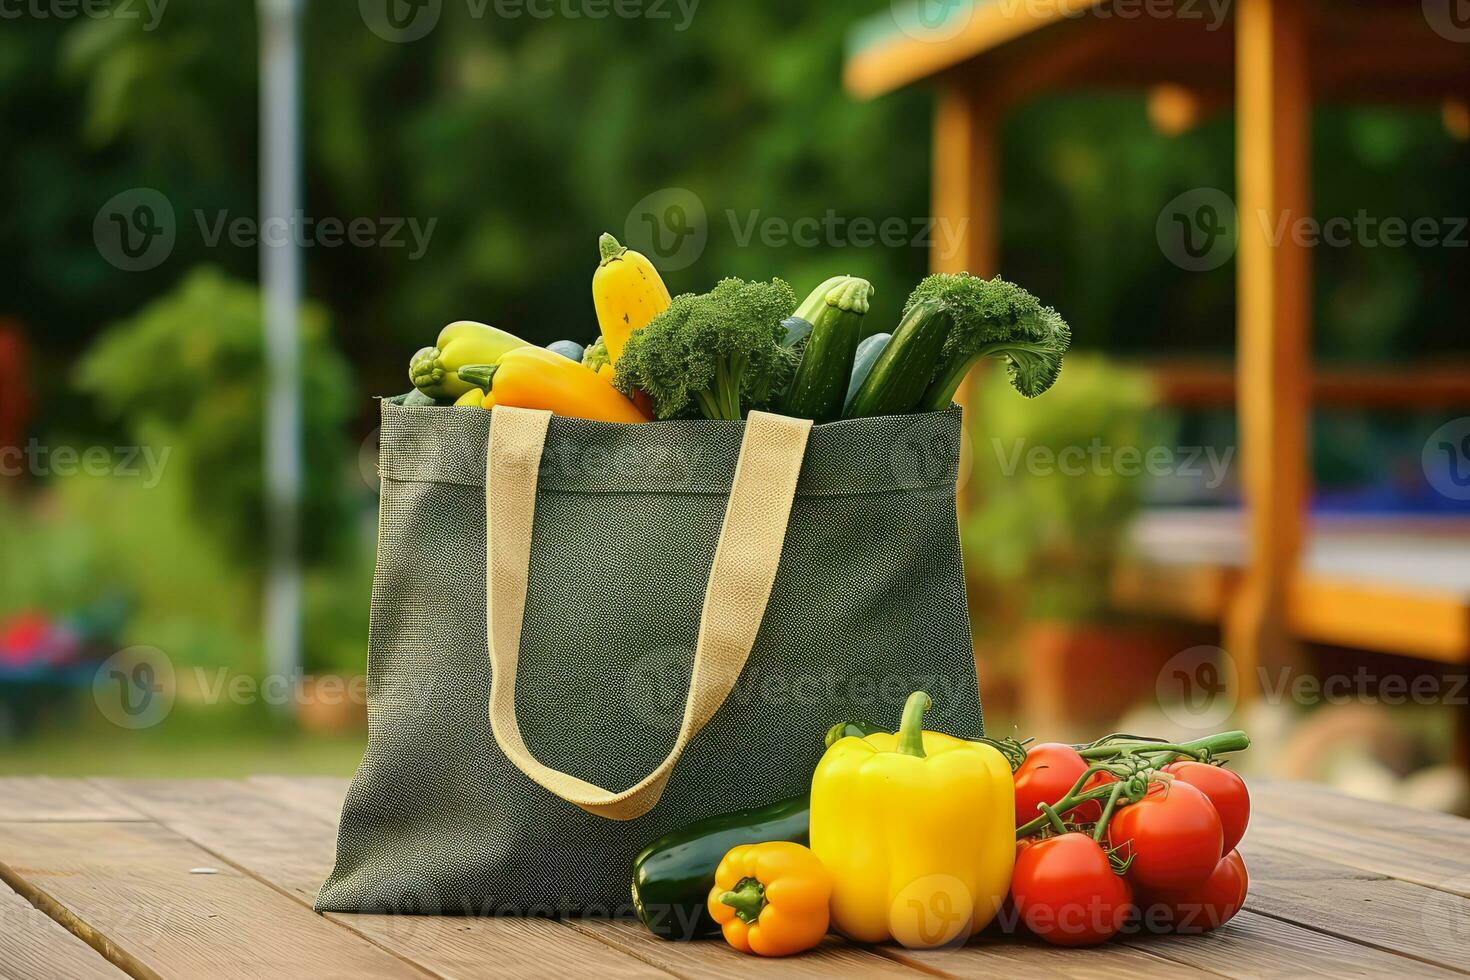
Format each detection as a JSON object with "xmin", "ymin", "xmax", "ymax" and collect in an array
[{"xmin": 318, "ymin": 400, "xmax": 984, "ymax": 916}]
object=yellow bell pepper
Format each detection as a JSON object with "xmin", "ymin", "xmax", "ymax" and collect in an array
[
  {"xmin": 809, "ymin": 691, "xmax": 1015, "ymax": 949},
  {"xmin": 457, "ymin": 345, "xmax": 649, "ymax": 424},
  {"xmin": 707, "ymin": 842, "xmax": 832, "ymax": 957}
]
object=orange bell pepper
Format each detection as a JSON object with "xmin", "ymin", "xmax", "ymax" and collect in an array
[
  {"xmin": 707, "ymin": 841, "xmax": 832, "ymax": 957},
  {"xmin": 458, "ymin": 345, "xmax": 648, "ymax": 424}
]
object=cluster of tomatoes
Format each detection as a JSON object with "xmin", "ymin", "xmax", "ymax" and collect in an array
[{"xmin": 1004, "ymin": 739, "xmax": 1251, "ymax": 947}]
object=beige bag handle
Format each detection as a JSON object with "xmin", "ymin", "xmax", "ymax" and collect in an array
[{"xmin": 484, "ymin": 406, "xmax": 813, "ymax": 821}]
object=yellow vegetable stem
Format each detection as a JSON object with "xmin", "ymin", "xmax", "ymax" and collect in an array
[{"xmin": 810, "ymin": 690, "xmax": 1016, "ymax": 950}]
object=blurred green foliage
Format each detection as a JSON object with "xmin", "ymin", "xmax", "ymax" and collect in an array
[
  {"xmin": 76, "ymin": 266, "xmax": 354, "ymax": 565},
  {"xmin": 965, "ymin": 356, "xmax": 1169, "ymax": 624}
]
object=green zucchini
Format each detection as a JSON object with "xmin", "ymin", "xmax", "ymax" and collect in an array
[
  {"xmin": 843, "ymin": 298, "xmax": 953, "ymax": 418},
  {"xmin": 400, "ymin": 388, "xmax": 444, "ymax": 407},
  {"xmin": 777, "ymin": 276, "xmax": 872, "ymax": 422},
  {"xmin": 630, "ymin": 719, "xmax": 881, "ymax": 941},
  {"xmin": 844, "ymin": 332, "xmax": 892, "ymax": 411}
]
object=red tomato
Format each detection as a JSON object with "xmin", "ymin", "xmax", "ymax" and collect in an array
[
  {"xmin": 1108, "ymin": 779, "xmax": 1223, "ymax": 891},
  {"xmin": 1013, "ymin": 743, "xmax": 1088, "ymax": 828},
  {"xmin": 1135, "ymin": 850, "xmax": 1248, "ymax": 933},
  {"xmin": 1010, "ymin": 832, "xmax": 1134, "ymax": 946},
  {"xmin": 1164, "ymin": 761, "xmax": 1250, "ymax": 853}
]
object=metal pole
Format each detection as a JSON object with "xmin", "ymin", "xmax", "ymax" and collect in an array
[{"xmin": 259, "ymin": 0, "xmax": 304, "ymax": 709}]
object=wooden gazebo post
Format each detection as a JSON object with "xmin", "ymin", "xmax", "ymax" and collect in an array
[
  {"xmin": 1227, "ymin": 0, "xmax": 1311, "ymax": 706},
  {"xmin": 931, "ymin": 75, "xmax": 999, "ymax": 515}
]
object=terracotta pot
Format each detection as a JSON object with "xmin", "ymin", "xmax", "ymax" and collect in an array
[
  {"xmin": 1020, "ymin": 622, "xmax": 1196, "ymax": 742},
  {"xmin": 295, "ymin": 674, "xmax": 368, "ymax": 736}
]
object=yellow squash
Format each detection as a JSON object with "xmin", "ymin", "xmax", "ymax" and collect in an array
[
  {"xmin": 409, "ymin": 320, "xmax": 529, "ymax": 399},
  {"xmin": 591, "ymin": 233, "xmax": 672, "ymax": 366},
  {"xmin": 809, "ymin": 691, "xmax": 1015, "ymax": 949},
  {"xmin": 458, "ymin": 345, "xmax": 649, "ymax": 424}
]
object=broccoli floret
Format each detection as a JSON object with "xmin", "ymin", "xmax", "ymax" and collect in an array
[
  {"xmin": 912, "ymin": 273, "xmax": 1072, "ymax": 408},
  {"xmin": 614, "ymin": 277, "xmax": 799, "ymax": 420}
]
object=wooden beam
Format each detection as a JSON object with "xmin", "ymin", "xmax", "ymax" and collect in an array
[
  {"xmin": 1136, "ymin": 358, "xmax": 1470, "ymax": 408},
  {"xmin": 931, "ymin": 76, "xmax": 999, "ymax": 278},
  {"xmin": 1225, "ymin": 0, "xmax": 1313, "ymax": 706},
  {"xmin": 931, "ymin": 76, "xmax": 999, "ymax": 520},
  {"xmin": 844, "ymin": 0, "xmax": 1108, "ymax": 100}
]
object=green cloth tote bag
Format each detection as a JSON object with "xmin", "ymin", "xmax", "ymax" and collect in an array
[{"xmin": 318, "ymin": 400, "xmax": 984, "ymax": 916}]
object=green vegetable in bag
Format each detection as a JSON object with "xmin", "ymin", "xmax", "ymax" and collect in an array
[{"xmin": 778, "ymin": 276, "xmax": 872, "ymax": 422}]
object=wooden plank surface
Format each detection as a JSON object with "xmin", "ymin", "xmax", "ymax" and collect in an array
[
  {"xmin": 0, "ymin": 878, "xmax": 126, "ymax": 980},
  {"xmin": 0, "ymin": 819, "xmax": 426, "ymax": 979},
  {"xmin": 92, "ymin": 779, "xmax": 674, "ymax": 980},
  {"xmin": 2, "ymin": 777, "xmax": 1468, "ymax": 978},
  {"xmin": 0, "ymin": 777, "xmax": 146, "ymax": 822}
]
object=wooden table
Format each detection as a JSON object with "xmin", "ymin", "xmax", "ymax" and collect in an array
[{"xmin": 2, "ymin": 777, "xmax": 1468, "ymax": 978}]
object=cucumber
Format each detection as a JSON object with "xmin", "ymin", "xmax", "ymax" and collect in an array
[
  {"xmin": 843, "ymin": 299, "xmax": 953, "ymax": 418},
  {"xmin": 547, "ymin": 340, "xmax": 585, "ymax": 362},
  {"xmin": 629, "ymin": 719, "xmax": 882, "ymax": 941},
  {"xmin": 777, "ymin": 276, "xmax": 872, "ymax": 422},
  {"xmin": 844, "ymin": 332, "xmax": 892, "ymax": 411}
]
